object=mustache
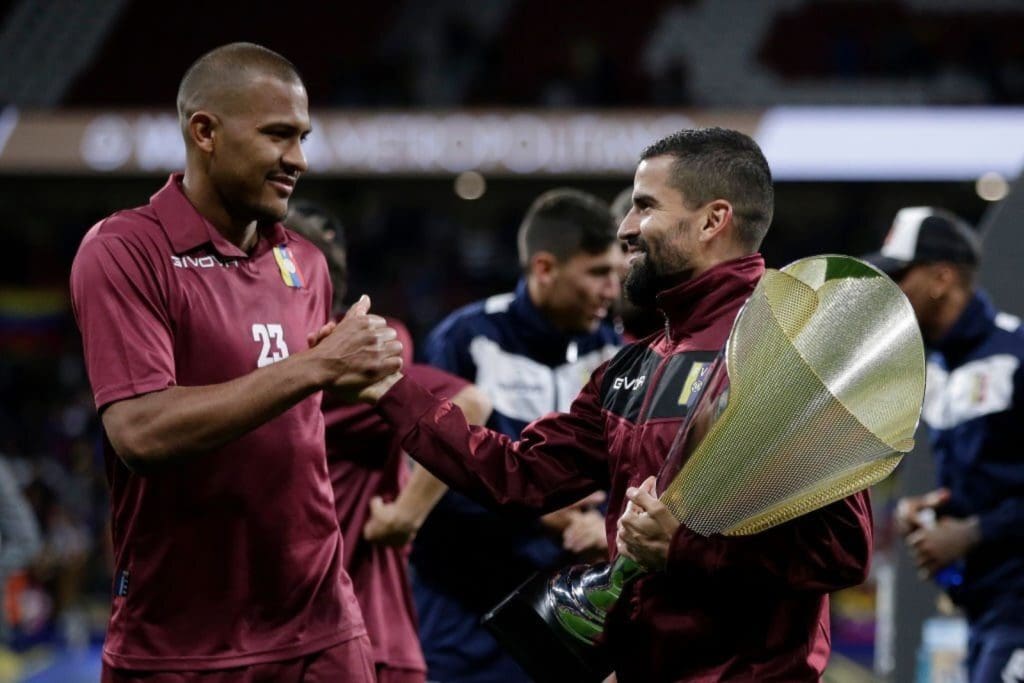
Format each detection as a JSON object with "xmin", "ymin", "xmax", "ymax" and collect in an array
[{"xmin": 624, "ymin": 236, "xmax": 650, "ymax": 254}]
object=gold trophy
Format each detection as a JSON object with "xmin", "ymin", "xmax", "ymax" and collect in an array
[{"xmin": 482, "ymin": 255, "xmax": 926, "ymax": 682}]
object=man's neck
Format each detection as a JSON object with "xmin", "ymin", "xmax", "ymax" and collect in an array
[
  {"xmin": 181, "ymin": 172, "xmax": 259, "ymax": 251},
  {"xmin": 693, "ymin": 246, "xmax": 750, "ymax": 280},
  {"xmin": 525, "ymin": 277, "xmax": 567, "ymax": 334},
  {"xmin": 930, "ymin": 287, "xmax": 973, "ymax": 342}
]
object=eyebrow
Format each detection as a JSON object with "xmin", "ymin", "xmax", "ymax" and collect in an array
[
  {"xmin": 633, "ymin": 192, "xmax": 659, "ymax": 208},
  {"xmin": 259, "ymin": 121, "xmax": 313, "ymax": 136}
]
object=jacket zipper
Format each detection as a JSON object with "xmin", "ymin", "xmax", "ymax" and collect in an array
[{"xmin": 634, "ymin": 310, "xmax": 674, "ymax": 422}]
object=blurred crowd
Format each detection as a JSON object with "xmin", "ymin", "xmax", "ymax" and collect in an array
[
  {"xmin": 60, "ymin": 0, "xmax": 1024, "ymax": 111},
  {"xmin": 0, "ymin": 344, "xmax": 109, "ymax": 656}
]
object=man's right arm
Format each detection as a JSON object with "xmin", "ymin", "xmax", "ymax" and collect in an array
[
  {"xmin": 102, "ymin": 297, "xmax": 400, "ymax": 472},
  {"xmin": 366, "ymin": 368, "xmax": 612, "ymax": 515}
]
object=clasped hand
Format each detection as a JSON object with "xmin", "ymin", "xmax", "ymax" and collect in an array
[
  {"xmin": 305, "ymin": 294, "xmax": 404, "ymax": 401},
  {"xmin": 615, "ymin": 475, "xmax": 679, "ymax": 571},
  {"xmin": 896, "ymin": 488, "xmax": 980, "ymax": 578},
  {"xmin": 363, "ymin": 496, "xmax": 418, "ymax": 546}
]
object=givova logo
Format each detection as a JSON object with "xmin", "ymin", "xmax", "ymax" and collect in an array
[
  {"xmin": 171, "ymin": 254, "xmax": 239, "ymax": 269},
  {"xmin": 613, "ymin": 375, "xmax": 645, "ymax": 391}
]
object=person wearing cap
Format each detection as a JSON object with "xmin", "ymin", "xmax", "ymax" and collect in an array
[{"xmin": 867, "ymin": 207, "xmax": 1024, "ymax": 683}]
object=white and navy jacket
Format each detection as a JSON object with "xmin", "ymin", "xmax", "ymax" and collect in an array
[
  {"xmin": 923, "ymin": 290, "xmax": 1024, "ymax": 623},
  {"xmin": 411, "ymin": 278, "xmax": 619, "ymax": 608}
]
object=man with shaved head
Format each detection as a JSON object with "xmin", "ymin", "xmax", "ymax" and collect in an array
[{"xmin": 70, "ymin": 43, "xmax": 401, "ymax": 682}]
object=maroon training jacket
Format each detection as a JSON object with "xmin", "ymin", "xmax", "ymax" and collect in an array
[{"xmin": 378, "ymin": 254, "xmax": 873, "ymax": 682}]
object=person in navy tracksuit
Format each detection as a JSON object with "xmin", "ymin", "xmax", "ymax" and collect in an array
[
  {"xmin": 413, "ymin": 188, "xmax": 622, "ymax": 683},
  {"xmin": 869, "ymin": 207, "xmax": 1024, "ymax": 683}
]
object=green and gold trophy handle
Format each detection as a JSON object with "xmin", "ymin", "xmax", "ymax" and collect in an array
[{"xmin": 548, "ymin": 555, "xmax": 644, "ymax": 644}]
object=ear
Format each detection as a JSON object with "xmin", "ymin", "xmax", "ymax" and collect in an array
[
  {"xmin": 187, "ymin": 111, "xmax": 218, "ymax": 153},
  {"xmin": 529, "ymin": 251, "xmax": 559, "ymax": 285},
  {"xmin": 697, "ymin": 199, "xmax": 734, "ymax": 244},
  {"xmin": 929, "ymin": 263, "xmax": 959, "ymax": 299}
]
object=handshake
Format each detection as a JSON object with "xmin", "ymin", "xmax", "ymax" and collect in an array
[{"xmin": 305, "ymin": 294, "xmax": 406, "ymax": 403}]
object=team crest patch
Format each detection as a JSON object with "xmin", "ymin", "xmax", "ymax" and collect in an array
[
  {"xmin": 272, "ymin": 245, "xmax": 305, "ymax": 288},
  {"xmin": 678, "ymin": 361, "xmax": 708, "ymax": 406}
]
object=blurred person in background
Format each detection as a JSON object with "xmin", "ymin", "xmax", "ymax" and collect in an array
[
  {"xmin": 610, "ymin": 186, "xmax": 663, "ymax": 342},
  {"xmin": 17, "ymin": 467, "xmax": 92, "ymax": 645},
  {"xmin": 0, "ymin": 454, "xmax": 42, "ymax": 640},
  {"xmin": 364, "ymin": 128, "xmax": 873, "ymax": 681},
  {"xmin": 406, "ymin": 188, "xmax": 622, "ymax": 682},
  {"xmin": 872, "ymin": 208, "xmax": 1024, "ymax": 683},
  {"xmin": 69, "ymin": 43, "xmax": 403, "ymax": 682},
  {"xmin": 286, "ymin": 201, "xmax": 493, "ymax": 683}
]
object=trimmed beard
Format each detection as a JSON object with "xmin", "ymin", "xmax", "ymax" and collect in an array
[
  {"xmin": 624, "ymin": 254, "xmax": 664, "ymax": 309},
  {"xmin": 624, "ymin": 253, "xmax": 693, "ymax": 309}
]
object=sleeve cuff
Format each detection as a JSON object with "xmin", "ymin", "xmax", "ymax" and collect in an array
[
  {"xmin": 376, "ymin": 374, "xmax": 448, "ymax": 441},
  {"xmin": 94, "ymin": 376, "xmax": 176, "ymax": 412},
  {"xmin": 666, "ymin": 522, "xmax": 717, "ymax": 577}
]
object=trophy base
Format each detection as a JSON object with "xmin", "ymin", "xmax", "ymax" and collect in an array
[{"xmin": 481, "ymin": 570, "xmax": 613, "ymax": 683}]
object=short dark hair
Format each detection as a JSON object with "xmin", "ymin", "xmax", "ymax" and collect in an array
[
  {"xmin": 286, "ymin": 200, "xmax": 346, "ymax": 250},
  {"xmin": 517, "ymin": 189, "xmax": 618, "ymax": 269},
  {"xmin": 284, "ymin": 201, "xmax": 348, "ymax": 307},
  {"xmin": 177, "ymin": 42, "xmax": 303, "ymax": 133},
  {"xmin": 640, "ymin": 128, "xmax": 774, "ymax": 251}
]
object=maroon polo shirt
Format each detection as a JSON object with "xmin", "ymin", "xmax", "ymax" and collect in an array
[
  {"xmin": 70, "ymin": 175, "xmax": 365, "ymax": 671},
  {"xmin": 324, "ymin": 315, "xmax": 468, "ymax": 673}
]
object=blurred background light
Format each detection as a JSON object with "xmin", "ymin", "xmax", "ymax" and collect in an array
[
  {"xmin": 976, "ymin": 171, "xmax": 1010, "ymax": 202},
  {"xmin": 454, "ymin": 170, "xmax": 486, "ymax": 200}
]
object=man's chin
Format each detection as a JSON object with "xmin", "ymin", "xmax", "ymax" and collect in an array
[
  {"xmin": 254, "ymin": 199, "xmax": 289, "ymax": 224},
  {"xmin": 624, "ymin": 268, "xmax": 659, "ymax": 309},
  {"xmin": 559, "ymin": 315, "xmax": 601, "ymax": 336}
]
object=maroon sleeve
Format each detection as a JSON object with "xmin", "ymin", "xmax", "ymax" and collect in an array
[
  {"xmin": 404, "ymin": 363, "xmax": 469, "ymax": 399},
  {"xmin": 666, "ymin": 490, "xmax": 873, "ymax": 592},
  {"xmin": 376, "ymin": 369, "xmax": 611, "ymax": 514},
  {"xmin": 70, "ymin": 230, "xmax": 175, "ymax": 410}
]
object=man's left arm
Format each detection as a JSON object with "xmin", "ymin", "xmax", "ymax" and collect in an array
[
  {"xmin": 911, "ymin": 492, "xmax": 1024, "ymax": 576},
  {"xmin": 620, "ymin": 479, "xmax": 872, "ymax": 592}
]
